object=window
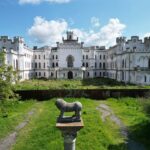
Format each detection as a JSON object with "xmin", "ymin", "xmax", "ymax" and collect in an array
[
  {"xmin": 82, "ymin": 63, "xmax": 85, "ymax": 67},
  {"xmin": 103, "ymin": 55, "xmax": 105, "ymax": 59},
  {"xmin": 44, "ymin": 55, "xmax": 45, "ymax": 59},
  {"xmin": 35, "ymin": 72, "xmax": 37, "ymax": 77},
  {"xmin": 99, "ymin": 63, "xmax": 102, "ymax": 68},
  {"xmin": 39, "ymin": 55, "xmax": 40, "ymax": 59},
  {"xmin": 51, "ymin": 72, "xmax": 54, "ymax": 77},
  {"xmin": 44, "ymin": 72, "xmax": 46, "ymax": 77},
  {"xmin": 67, "ymin": 55, "xmax": 74, "ymax": 68},
  {"xmin": 122, "ymin": 60, "xmax": 124, "ymax": 68},
  {"xmin": 99, "ymin": 72, "xmax": 101, "ymax": 77},
  {"xmin": 39, "ymin": 72, "xmax": 41, "ymax": 76},
  {"xmin": 87, "ymin": 72, "xmax": 90, "ymax": 77},
  {"xmin": 103, "ymin": 72, "xmax": 105, "ymax": 76},
  {"xmin": 148, "ymin": 59, "xmax": 150, "ymax": 69},
  {"xmin": 52, "ymin": 63, "xmax": 55, "ymax": 68},
  {"xmin": 52, "ymin": 55, "xmax": 54, "ymax": 59},
  {"xmin": 86, "ymin": 55, "xmax": 88, "ymax": 59},
  {"xmin": 56, "ymin": 62, "xmax": 58, "ymax": 67},
  {"xmin": 103, "ymin": 63, "xmax": 105, "ymax": 69},
  {"xmin": 35, "ymin": 55, "xmax": 37, "ymax": 59},
  {"xmin": 95, "ymin": 63, "xmax": 97, "ymax": 68},
  {"xmin": 145, "ymin": 76, "xmax": 147, "ymax": 82},
  {"xmin": 100, "ymin": 55, "xmax": 101, "ymax": 59},
  {"xmin": 35, "ymin": 63, "xmax": 37, "ymax": 68},
  {"xmin": 39, "ymin": 63, "xmax": 41, "ymax": 68},
  {"xmin": 86, "ymin": 63, "xmax": 88, "ymax": 68},
  {"xmin": 83, "ymin": 55, "xmax": 84, "ymax": 60},
  {"xmin": 95, "ymin": 72, "xmax": 97, "ymax": 77},
  {"xmin": 56, "ymin": 55, "xmax": 58, "ymax": 59},
  {"xmin": 16, "ymin": 60, "xmax": 18, "ymax": 70},
  {"xmin": 43, "ymin": 63, "xmax": 45, "ymax": 68}
]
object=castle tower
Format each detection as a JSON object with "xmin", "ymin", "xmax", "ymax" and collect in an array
[
  {"xmin": 67, "ymin": 31, "xmax": 74, "ymax": 40},
  {"xmin": 144, "ymin": 37, "xmax": 150, "ymax": 50},
  {"xmin": 116, "ymin": 37, "xmax": 126, "ymax": 44}
]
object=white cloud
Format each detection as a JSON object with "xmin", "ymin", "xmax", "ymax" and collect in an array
[
  {"xmin": 91, "ymin": 17, "xmax": 100, "ymax": 28},
  {"xmin": 19, "ymin": 0, "xmax": 71, "ymax": 5},
  {"xmin": 28, "ymin": 17, "xmax": 126, "ymax": 47},
  {"xmin": 144, "ymin": 33, "xmax": 150, "ymax": 38},
  {"xmin": 28, "ymin": 16, "xmax": 68, "ymax": 44}
]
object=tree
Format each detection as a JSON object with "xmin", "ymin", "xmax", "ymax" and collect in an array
[{"xmin": 0, "ymin": 50, "xmax": 17, "ymax": 117}]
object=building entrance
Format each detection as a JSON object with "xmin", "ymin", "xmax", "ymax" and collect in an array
[{"xmin": 68, "ymin": 71, "xmax": 73, "ymax": 79}]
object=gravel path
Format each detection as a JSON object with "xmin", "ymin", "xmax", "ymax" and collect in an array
[
  {"xmin": 97, "ymin": 104, "xmax": 145, "ymax": 150},
  {"xmin": 0, "ymin": 109, "xmax": 35, "ymax": 150}
]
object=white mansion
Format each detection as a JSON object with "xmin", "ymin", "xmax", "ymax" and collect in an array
[{"xmin": 0, "ymin": 31, "xmax": 150, "ymax": 85}]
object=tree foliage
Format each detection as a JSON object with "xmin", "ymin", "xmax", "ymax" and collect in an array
[{"xmin": 0, "ymin": 50, "xmax": 18, "ymax": 117}]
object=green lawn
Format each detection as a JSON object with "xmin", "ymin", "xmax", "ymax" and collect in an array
[
  {"xmin": 13, "ymin": 78, "xmax": 150, "ymax": 90},
  {"xmin": 0, "ymin": 98, "xmax": 150, "ymax": 150},
  {"xmin": 0, "ymin": 100, "xmax": 36, "ymax": 139}
]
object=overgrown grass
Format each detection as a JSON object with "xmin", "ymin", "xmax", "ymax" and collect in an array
[
  {"xmin": 104, "ymin": 97, "xmax": 150, "ymax": 149},
  {"xmin": 0, "ymin": 99, "xmax": 36, "ymax": 139},
  {"xmin": 1, "ymin": 98, "xmax": 150, "ymax": 150},
  {"xmin": 13, "ymin": 78, "xmax": 150, "ymax": 90},
  {"xmin": 11, "ymin": 98, "xmax": 126, "ymax": 150}
]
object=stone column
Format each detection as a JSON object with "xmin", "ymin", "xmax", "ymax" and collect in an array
[{"xmin": 56, "ymin": 119, "xmax": 84, "ymax": 150}]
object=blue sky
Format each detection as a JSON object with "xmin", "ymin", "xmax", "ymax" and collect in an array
[{"xmin": 0, "ymin": 0, "xmax": 150, "ymax": 47}]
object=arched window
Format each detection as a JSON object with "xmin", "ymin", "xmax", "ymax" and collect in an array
[
  {"xmin": 52, "ymin": 63, "xmax": 55, "ymax": 68},
  {"xmin": 67, "ymin": 55, "xmax": 74, "ymax": 68},
  {"xmin": 56, "ymin": 62, "xmax": 58, "ymax": 67}
]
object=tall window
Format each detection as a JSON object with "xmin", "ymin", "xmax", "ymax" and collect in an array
[
  {"xmin": 43, "ymin": 63, "xmax": 45, "ymax": 68},
  {"xmin": 52, "ymin": 63, "xmax": 55, "ymax": 68},
  {"xmin": 99, "ymin": 63, "xmax": 102, "ymax": 68},
  {"xmin": 56, "ymin": 62, "xmax": 58, "ymax": 67},
  {"xmin": 95, "ymin": 63, "xmax": 97, "ymax": 68},
  {"xmin": 103, "ymin": 63, "xmax": 105, "ymax": 69},
  {"xmin": 39, "ymin": 63, "xmax": 41, "ymax": 68},
  {"xmin": 67, "ymin": 55, "xmax": 74, "ymax": 68},
  {"xmin": 86, "ymin": 63, "xmax": 88, "ymax": 68},
  {"xmin": 86, "ymin": 55, "xmax": 88, "ymax": 59},
  {"xmin": 148, "ymin": 59, "xmax": 150, "ymax": 69},
  {"xmin": 35, "ymin": 63, "xmax": 37, "ymax": 68},
  {"xmin": 145, "ymin": 76, "xmax": 147, "ymax": 82},
  {"xmin": 100, "ymin": 55, "xmax": 101, "ymax": 60}
]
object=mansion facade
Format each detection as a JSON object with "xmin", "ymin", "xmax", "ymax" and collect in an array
[{"xmin": 0, "ymin": 32, "xmax": 150, "ymax": 85}]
